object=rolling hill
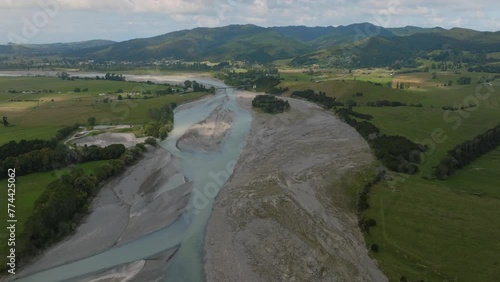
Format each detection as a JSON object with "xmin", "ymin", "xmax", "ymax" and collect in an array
[
  {"xmin": 0, "ymin": 40, "xmax": 115, "ymax": 56},
  {"xmin": 291, "ymin": 30, "xmax": 500, "ymax": 68},
  {"xmin": 71, "ymin": 25, "xmax": 313, "ymax": 63},
  {"xmin": 1, "ymin": 23, "xmax": 499, "ymax": 67},
  {"xmin": 270, "ymin": 23, "xmax": 394, "ymax": 47},
  {"xmin": 387, "ymin": 25, "xmax": 445, "ymax": 36},
  {"xmin": 77, "ymin": 23, "xmax": 396, "ymax": 62}
]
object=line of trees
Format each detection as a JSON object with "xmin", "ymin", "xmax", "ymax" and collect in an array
[
  {"xmin": 0, "ymin": 139, "xmax": 58, "ymax": 160},
  {"xmin": 0, "ymin": 146, "xmax": 72, "ymax": 177},
  {"xmin": 155, "ymin": 87, "xmax": 176, "ymax": 95},
  {"xmin": 0, "ymin": 143, "xmax": 128, "ymax": 179},
  {"xmin": 395, "ymin": 82, "xmax": 410, "ymax": 89},
  {"xmin": 291, "ymin": 89, "xmax": 344, "ymax": 109},
  {"xmin": 252, "ymin": 95, "xmax": 290, "ymax": 114},
  {"xmin": 219, "ymin": 69, "xmax": 282, "ymax": 92},
  {"xmin": 372, "ymin": 135, "xmax": 424, "ymax": 173},
  {"xmin": 183, "ymin": 80, "xmax": 213, "ymax": 93},
  {"xmin": 8, "ymin": 99, "xmax": 40, "ymax": 102},
  {"xmin": 337, "ymin": 108, "xmax": 373, "ymax": 120},
  {"xmin": 442, "ymin": 104, "xmax": 476, "ymax": 111},
  {"xmin": 267, "ymin": 86, "xmax": 289, "ymax": 95},
  {"xmin": 7, "ymin": 89, "xmax": 54, "ymax": 93},
  {"xmin": 366, "ymin": 100, "xmax": 407, "ymax": 107},
  {"xmin": 356, "ymin": 169, "xmax": 386, "ymax": 259},
  {"xmin": 103, "ymin": 73, "xmax": 125, "ymax": 81},
  {"xmin": 468, "ymin": 65, "xmax": 500, "ymax": 73},
  {"xmin": 339, "ymin": 111, "xmax": 380, "ymax": 140},
  {"xmin": 144, "ymin": 102, "xmax": 177, "ymax": 139},
  {"xmin": 57, "ymin": 71, "xmax": 72, "ymax": 80},
  {"xmin": 337, "ymin": 110, "xmax": 426, "ymax": 174},
  {"xmin": 357, "ymin": 170, "xmax": 385, "ymax": 215},
  {"xmin": 434, "ymin": 125, "xmax": 500, "ymax": 179},
  {"xmin": 55, "ymin": 123, "xmax": 81, "ymax": 140},
  {"xmin": 457, "ymin": 76, "xmax": 472, "ymax": 85},
  {"xmin": 0, "ymin": 122, "xmax": 127, "ymax": 179}
]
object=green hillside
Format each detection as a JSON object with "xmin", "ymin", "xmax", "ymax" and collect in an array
[
  {"xmin": 0, "ymin": 40, "xmax": 115, "ymax": 56},
  {"xmin": 73, "ymin": 25, "xmax": 312, "ymax": 63},
  {"xmin": 294, "ymin": 32, "xmax": 500, "ymax": 68},
  {"xmin": 387, "ymin": 25, "xmax": 445, "ymax": 36}
]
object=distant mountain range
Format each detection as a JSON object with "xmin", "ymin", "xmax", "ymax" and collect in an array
[
  {"xmin": 0, "ymin": 40, "xmax": 115, "ymax": 56},
  {"xmin": 2, "ymin": 23, "xmax": 500, "ymax": 67},
  {"xmin": 292, "ymin": 27, "xmax": 500, "ymax": 67}
]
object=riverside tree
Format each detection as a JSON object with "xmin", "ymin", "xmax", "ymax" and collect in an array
[{"xmin": 88, "ymin": 117, "xmax": 96, "ymax": 126}]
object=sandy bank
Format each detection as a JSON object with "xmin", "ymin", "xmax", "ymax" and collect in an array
[
  {"xmin": 204, "ymin": 93, "xmax": 387, "ymax": 282},
  {"xmin": 75, "ymin": 248, "xmax": 177, "ymax": 282},
  {"xmin": 176, "ymin": 104, "xmax": 233, "ymax": 152},
  {"xmin": 15, "ymin": 146, "xmax": 191, "ymax": 279}
]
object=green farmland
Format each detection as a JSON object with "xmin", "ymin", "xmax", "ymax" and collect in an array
[{"xmin": 0, "ymin": 76, "xmax": 208, "ymax": 144}]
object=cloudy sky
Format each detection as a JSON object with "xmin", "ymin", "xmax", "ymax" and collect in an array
[{"xmin": 1, "ymin": 0, "xmax": 499, "ymax": 44}]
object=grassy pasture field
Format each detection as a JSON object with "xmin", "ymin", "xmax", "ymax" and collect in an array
[
  {"xmin": 279, "ymin": 70, "xmax": 315, "ymax": 87},
  {"xmin": 445, "ymin": 147, "xmax": 500, "ymax": 199},
  {"xmin": 352, "ymin": 68, "xmax": 394, "ymax": 85},
  {"xmin": 0, "ymin": 76, "xmax": 208, "ymax": 145},
  {"xmin": 280, "ymin": 69, "xmax": 500, "ymax": 281},
  {"xmin": 364, "ymin": 174, "xmax": 500, "ymax": 282},
  {"xmin": 287, "ymin": 79, "xmax": 427, "ymax": 104},
  {"xmin": 487, "ymin": 52, "xmax": 500, "ymax": 60},
  {"xmin": 0, "ymin": 76, "xmax": 170, "ymax": 93},
  {"xmin": 279, "ymin": 69, "xmax": 358, "ymax": 88}
]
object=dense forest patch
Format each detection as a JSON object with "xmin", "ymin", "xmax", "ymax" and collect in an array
[{"xmin": 252, "ymin": 95, "xmax": 290, "ymax": 114}]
